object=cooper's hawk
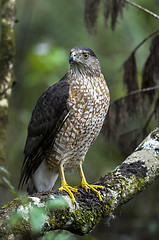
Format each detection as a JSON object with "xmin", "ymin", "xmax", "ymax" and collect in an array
[{"xmin": 19, "ymin": 46, "xmax": 110, "ymax": 203}]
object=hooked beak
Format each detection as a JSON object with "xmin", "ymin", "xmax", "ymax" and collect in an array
[{"xmin": 69, "ymin": 52, "xmax": 76, "ymax": 64}]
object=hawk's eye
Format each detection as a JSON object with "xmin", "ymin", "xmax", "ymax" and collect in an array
[{"xmin": 83, "ymin": 53, "xmax": 89, "ymax": 59}]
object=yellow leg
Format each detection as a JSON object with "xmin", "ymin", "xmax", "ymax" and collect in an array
[
  {"xmin": 76, "ymin": 164, "xmax": 104, "ymax": 202},
  {"xmin": 58, "ymin": 164, "xmax": 78, "ymax": 203}
]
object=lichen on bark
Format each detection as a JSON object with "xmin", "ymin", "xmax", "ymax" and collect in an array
[
  {"xmin": 0, "ymin": 128, "xmax": 159, "ymax": 239},
  {"xmin": 0, "ymin": 0, "xmax": 16, "ymax": 188}
]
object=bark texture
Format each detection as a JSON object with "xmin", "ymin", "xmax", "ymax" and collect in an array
[
  {"xmin": 0, "ymin": 0, "xmax": 16, "ymax": 189},
  {"xmin": 0, "ymin": 127, "xmax": 159, "ymax": 239}
]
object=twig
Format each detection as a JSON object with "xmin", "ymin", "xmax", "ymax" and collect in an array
[
  {"xmin": 132, "ymin": 29, "xmax": 159, "ymax": 54},
  {"xmin": 142, "ymin": 97, "xmax": 159, "ymax": 132},
  {"xmin": 125, "ymin": 0, "xmax": 159, "ymax": 20},
  {"xmin": 112, "ymin": 85, "xmax": 159, "ymax": 104},
  {"xmin": 119, "ymin": 29, "xmax": 159, "ymax": 72}
]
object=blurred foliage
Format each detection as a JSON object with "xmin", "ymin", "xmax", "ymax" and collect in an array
[
  {"xmin": 85, "ymin": 0, "xmax": 126, "ymax": 32},
  {"xmin": 25, "ymin": 45, "xmax": 68, "ymax": 87},
  {"xmin": 0, "ymin": 166, "xmax": 14, "ymax": 192},
  {"xmin": 42, "ymin": 230, "xmax": 76, "ymax": 240},
  {"xmin": 30, "ymin": 206, "xmax": 47, "ymax": 232},
  {"xmin": 1, "ymin": 0, "xmax": 159, "ymax": 239},
  {"xmin": 8, "ymin": 196, "xmax": 69, "ymax": 237}
]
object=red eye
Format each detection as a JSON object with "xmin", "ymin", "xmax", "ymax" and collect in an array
[{"xmin": 83, "ymin": 53, "xmax": 89, "ymax": 59}]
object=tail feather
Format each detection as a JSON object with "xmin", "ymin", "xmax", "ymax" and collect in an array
[{"xmin": 27, "ymin": 161, "xmax": 59, "ymax": 194}]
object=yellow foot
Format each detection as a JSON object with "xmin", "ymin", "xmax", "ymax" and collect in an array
[
  {"xmin": 75, "ymin": 181, "xmax": 105, "ymax": 202},
  {"xmin": 58, "ymin": 183, "xmax": 79, "ymax": 203}
]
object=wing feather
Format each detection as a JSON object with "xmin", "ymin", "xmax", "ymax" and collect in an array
[{"xmin": 19, "ymin": 75, "xmax": 69, "ymax": 188}]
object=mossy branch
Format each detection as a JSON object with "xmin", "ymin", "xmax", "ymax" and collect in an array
[
  {"xmin": 0, "ymin": 0, "xmax": 16, "ymax": 190},
  {"xmin": 0, "ymin": 127, "xmax": 159, "ymax": 239}
]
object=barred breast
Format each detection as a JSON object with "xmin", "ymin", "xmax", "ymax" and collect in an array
[{"xmin": 46, "ymin": 73, "xmax": 110, "ymax": 169}]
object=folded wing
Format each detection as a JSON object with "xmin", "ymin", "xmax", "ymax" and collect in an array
[{"xmin": 19, "ymin": 75, "xmax": 69, "ymax": 188}]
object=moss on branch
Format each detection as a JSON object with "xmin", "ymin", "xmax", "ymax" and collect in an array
[
  {"xmin": 0, "ymin": 0, "xmax": 16, "ymax": 167},
  {"xmin": 0, "ymin": 0, "xmax": 16, "ymax": 193},
  {"xmin": 0, "ymin": 128, "xmax": 159, "ymax": 239}
]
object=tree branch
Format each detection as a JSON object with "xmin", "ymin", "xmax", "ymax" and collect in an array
[
  {"xmin": 0, "ymin": 0, "xmax": 16, "ymax": 191},
  {"xmin": 112, "ymin": 85, "xmax": 159, "ymax": 104},
  {"xmin": 0, "ymin": 127, "xmax": 159, "ymax": 239},
  {"xmin": 125, "ymin": 0, "xmax": 159, "ymax": 19}
]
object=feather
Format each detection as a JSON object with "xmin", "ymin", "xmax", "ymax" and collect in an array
[{"xmin": 18, "ymin": 75, "xmax": 69, "ymax": 189}]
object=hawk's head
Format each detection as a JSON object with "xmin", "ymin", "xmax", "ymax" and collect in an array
[{"xmin": 69, "ymin": 46, "xmax": 101, "ymax": 76}]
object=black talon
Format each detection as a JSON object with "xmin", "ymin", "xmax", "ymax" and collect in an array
[
  {"xmin": 100, "ymin": 200, "xmax": 104, "ymax": 205},
  {"xmin": 87, "ymin": 188, "xmax": 91, "ymax": 194},
  {"xmin": 74, "ymin": 201, "xmax": 78, "ymax": 208},
  {"xmin": 57, "ymin": 189, "xmax": 63, "ymax": 195},
  {"xmin": 78, "ymin": 189, "xmax": 86, "ymax": 195}
]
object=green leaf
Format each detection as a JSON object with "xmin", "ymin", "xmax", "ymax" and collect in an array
[
  {"xmin": 30, "ymin": 205, "xmax": 48, "ymax": 232},
  {"xmin": 46, "ymin": 196, "xmax": 68, "ymax": 209},
  {"xmin": 42, "ymin": 230, "xmax": 76, "ymax": 240},
  {"xmin": 9, "ymin": 211, "xmax": 23, "ymax": 226}
]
